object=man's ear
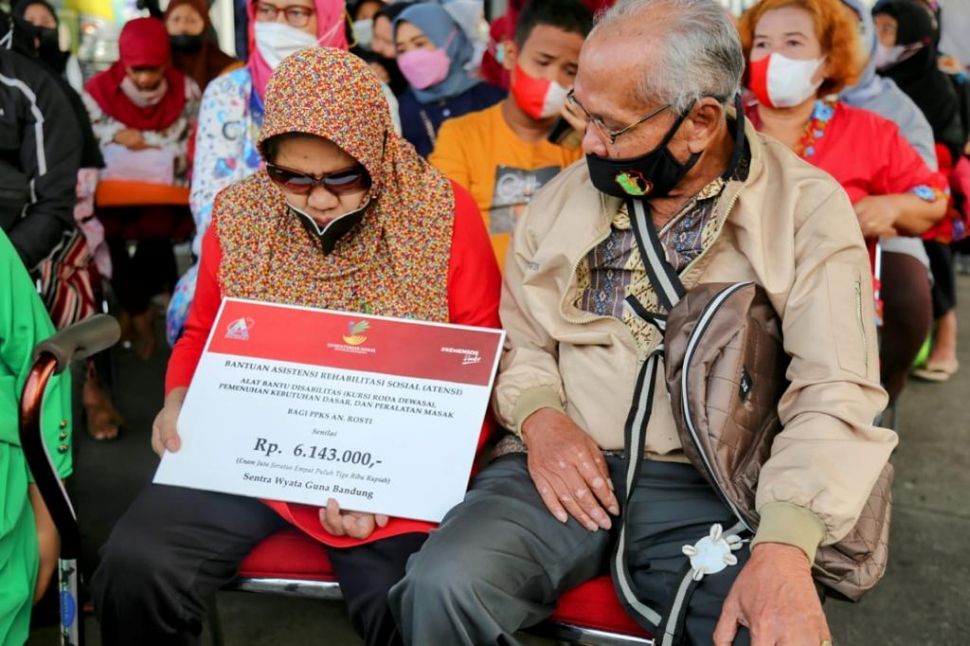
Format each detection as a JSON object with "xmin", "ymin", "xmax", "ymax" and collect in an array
[
  {"xmin": 502, "ymin": 39, "xmax": 519, "ymax": 73},
  {"xmin": 685, "ymin": 98, "xmax": 726, "ymax": 154}
]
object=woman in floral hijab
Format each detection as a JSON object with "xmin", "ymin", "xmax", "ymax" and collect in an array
[{"xmin": 91, "ymin": 48, "xmax": 500, "ymax": 646}]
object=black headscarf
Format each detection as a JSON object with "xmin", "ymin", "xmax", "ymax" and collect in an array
[
  {"xmin": 12, "ymin": 0, "xmax": 68, "ymax": 74},
  {"xmin": 874, "ymin": 0, "xmax": 962, "ymax": 153},
  {"xmin": 3, "ymin": 5, "xmax": 103, "ymax": 169}
]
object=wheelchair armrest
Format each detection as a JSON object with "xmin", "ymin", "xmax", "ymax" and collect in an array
[{"xmin": 33, "ymin": 314, "xmax": 121, "ymax": 374}]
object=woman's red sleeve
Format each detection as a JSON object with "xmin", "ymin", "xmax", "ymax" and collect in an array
[
  {"xmin": 165, "ymin": 225, "xmax": 224, "ymax": 394},
  {"xmin": 446, "ymin": 180, "xmax": 503, "ymax": 457},
  {"xmin": 870, "ymin": 116, "xmax": 950, "ymax": 198},
  {"xmin": 446, "ymin": 181, "xmax": 502, "ymax": 329}
]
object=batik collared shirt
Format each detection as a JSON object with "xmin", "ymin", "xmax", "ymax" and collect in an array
[{"xmin": 576, "ymin": 147, "xmax": 751, "ymax": 356}]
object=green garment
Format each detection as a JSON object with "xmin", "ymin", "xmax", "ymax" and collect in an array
[{"xmin": 0, "ymin": 231, "xmax": 72, "ymax": 644}]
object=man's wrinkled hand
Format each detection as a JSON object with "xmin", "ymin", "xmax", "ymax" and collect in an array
[
  {"xmin": 319, "ymin": 498, "xmax": 389, "ymax": 540},
  {"xmin": 713, "ymin": 543, "xmax": 831, "ymax": 646},
  {"xmin": 521, "ymin": 408, "xmax": 619, "ymax": 532}
]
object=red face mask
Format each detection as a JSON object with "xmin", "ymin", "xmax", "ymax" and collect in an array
[{"xmin": 510, "ymin": 63, "xmax": 569, "ymax": 120}]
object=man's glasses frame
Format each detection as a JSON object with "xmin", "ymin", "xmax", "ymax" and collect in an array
[{"xmin": 566, "ymin": 89, "xmax": 672, "ymax": 145}]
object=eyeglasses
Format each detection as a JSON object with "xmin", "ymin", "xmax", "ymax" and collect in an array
[
  {"xmin": 254, "ymin": 2, "xmax": 315, "ymax": 28},
  {"xmin": 566, "ymin": 89, "xmax": 672, "ymax": 145},
  {"xmin": 266, "ymin": 163, "xmax": 371, "ymax": 196}
]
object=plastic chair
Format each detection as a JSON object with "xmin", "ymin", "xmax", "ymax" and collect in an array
[
  {"xmin": 218, "ymin": 528, "xmax": 654, "ymax": 645},
  {"xmin": 19, "ymin": 314, "xmax": 122, "ymax": 646}
]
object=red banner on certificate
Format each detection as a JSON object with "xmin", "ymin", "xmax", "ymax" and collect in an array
[{"xmin": 208, "ymin": 299, "xmax": 501, "ymax": 386}]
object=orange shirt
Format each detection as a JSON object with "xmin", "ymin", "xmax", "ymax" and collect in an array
[{"xmin": 430, "ymin": 102, "xmax": 583, "ymax": 265}]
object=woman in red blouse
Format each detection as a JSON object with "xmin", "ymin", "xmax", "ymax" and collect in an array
[
  {"xmin": 90, "ymin": 48, "xmax": 501, "ymax": 646},
  {"xmin": 739, "ymin": 0, "xmax": 949, "ymax": 402}
]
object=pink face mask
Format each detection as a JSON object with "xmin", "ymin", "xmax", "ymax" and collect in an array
[{"xmin": 397, "ymin": 32, "xmax": 454, "ymax": 90}]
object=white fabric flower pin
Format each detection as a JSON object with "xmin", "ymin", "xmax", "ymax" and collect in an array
[{"xmin": 682, "ymin": 523, "xmax": 744, "ymax": 581}]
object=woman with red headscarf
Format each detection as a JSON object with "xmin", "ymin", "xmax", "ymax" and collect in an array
[
  {"xmin": 83, "ymin": 17, "xmax": 202, "ymax": 362},
  {"xmin": 164, "ymin": 0, "xmax": 242, "ymax": 92},
  {"xmin": 83, "ymin": 17, "xmax": 201, "ymax": 185}
]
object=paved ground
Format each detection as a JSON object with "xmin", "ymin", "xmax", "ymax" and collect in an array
[{"xmin": 27, "ymin": 275, "xmax": 970, "ymax": 645}]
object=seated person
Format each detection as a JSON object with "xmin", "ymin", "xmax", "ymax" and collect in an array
[
  {"xmin": 90, "ymin": 48, "xmax": 501, "ymax": 646},
  {"xmin": 430, "ymin": 0, "xmax": 592, "ymax": 264},
  {"xmin": 358, "ymin": 1, "xmax": 410, "ymax": 96},
  {"xmin": 874, "ymin": 0, "xmax": 966, "ymax": 383},
  {"xmin": 164, "ymin": 0, "xmax": 242, "ymax": 92},
  {"xmin": 83, "ymin": 18, "xmax": 202, "ymax": 360},
  {"xmin": 739, "ymin": 0, "xmax": 948, "ymax": 402},
  {"xmin": 350, "ymin": 0, "xmax": 384, "ymax": 45},
  {"xmin": 166, "ymin": 0, "xmax": 399, "ymax": 345},
  {"xmin": 840, "ymin": 0, "xmax": 943, "ymax": 402},
  {"xmin": 394, "ymin": 3, "xmax": 506, "ymax": 157},
  {"xmin": 0, "ymin": 229, "xmax": 72, "ymax": 645},
  {"xmin": 390, "ymin": 0, "xmax": 896, "ymax": 643},
  {"xmin": 83, "ymin": 17, "xmax": 201, "ymax": 187},
  {"xmin": 0, "ymin": 10, "xmax": 81, "ymax": 271},
  {"xmin": 15, "ymin": 5, "xmax": 121, "ymax": 441},
  {"xmin": 14, "ymin": 0, "xmax": 84, "ymax": 92}
]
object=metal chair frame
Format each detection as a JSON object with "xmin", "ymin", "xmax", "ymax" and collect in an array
[{"xmin": 220, "ymin": 576, "xmax": 655, "ymax": 646}]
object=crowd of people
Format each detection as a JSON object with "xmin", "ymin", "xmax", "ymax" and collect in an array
[{"xmin": 1, "ymin": 0, "xmax": 969, "ymax": 643}]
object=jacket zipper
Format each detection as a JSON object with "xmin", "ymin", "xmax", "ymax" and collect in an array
[
  {"xmin": 680, "ymin": 281, "xmax": 755, "ymax": 532},
  {"xmin": 855, "ymin": 278, "xmax": 869, "ymax": 373}
]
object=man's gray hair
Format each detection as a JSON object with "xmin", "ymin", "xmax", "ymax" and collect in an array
[{"xmin": 593, "ymin": 0, "xmax": 744, "ymax": 114}]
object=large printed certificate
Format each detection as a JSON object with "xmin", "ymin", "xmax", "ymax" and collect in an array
[{"xmin": 153, "ymin": 298, "xmax": 505, "ymax": 523}]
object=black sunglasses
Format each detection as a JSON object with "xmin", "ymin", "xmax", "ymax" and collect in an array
[{"xmin": 266, "ymin": 163, "xmax": 371, "ymax": 196}]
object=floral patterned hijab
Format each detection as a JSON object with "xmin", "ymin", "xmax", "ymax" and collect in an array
[{"xmin": 215, "ymin": 47, "xmax": 454, "ymax": 323}]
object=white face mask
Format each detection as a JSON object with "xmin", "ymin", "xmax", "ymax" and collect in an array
[
  {"xmin": 540, "ymin": 81, "xmax": 569, "ymax": 119},
  {"xmin": 873, "ymin": 42, "xmax": 906, "ymax": 70},
  {"xmin": 353, "ymin": 19, "xmax": 373, "ymax": 50},
  {"xmin": 754, "ymin": 53, "xmax": 825, "ymax": 108},
  {"xmin": 254, "ymin": 21, "xmax": 320, "ymax": 69}
]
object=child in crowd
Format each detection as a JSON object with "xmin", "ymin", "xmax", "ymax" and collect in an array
[{"xmin": 430, "ymin": 0, "xmax": 592, "ymax": 263}]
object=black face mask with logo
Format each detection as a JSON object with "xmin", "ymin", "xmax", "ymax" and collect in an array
[
  {"xmin": 585, "ymin": 105, "xmax": 701, "ymax": 200},
  {"xmin": 169, "ymin": 33, "xmax": 204, "ymax": 53}
]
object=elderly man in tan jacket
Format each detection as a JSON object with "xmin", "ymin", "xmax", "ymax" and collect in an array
[{"xmin": 390, "ymin": 0, "xmax": 897, "ymax": 644}]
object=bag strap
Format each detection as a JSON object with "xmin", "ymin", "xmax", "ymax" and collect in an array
[
  {"xmin": 611, "ymin": 198, "xmax": 685, "ymax": 630},
  {"xmin": 627, "ymin": 198, "xmax": 686, "ymax": 312}
]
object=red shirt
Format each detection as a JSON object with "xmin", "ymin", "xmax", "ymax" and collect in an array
[
  {"xmin": 746, "ymin": 101, "xmax": 948, "ymax": 204},
  {"xmin": 165, "ymin": 181, "xmax": 502, "ymax": 546}
]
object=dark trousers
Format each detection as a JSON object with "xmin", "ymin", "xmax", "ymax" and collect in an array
[
  {"xmin": 91, "ymin": 484, "xmax": 424, "ymax": 646},
  {"xmin": 880, "ymin": 251, "xmax": 934, "ymax": 401},
  {"xmin": 100, "ymin": 205, "xmax": 189, "ymax": 314},
  {"xmin": 925, "ymin": 240, "xmax": 956, "ymax": 318},
  {"xmin": 390, "ymin": 455, "xmax": 752, "ymax": 646}
]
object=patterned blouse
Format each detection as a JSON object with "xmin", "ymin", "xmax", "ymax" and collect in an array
[
  {"xmin": 166, "ymin": 67, "xmax": 265, "ymax": 344},
  {"xmin": 82, "ymin": 76, "xmax": 201, "ymax": 186}
]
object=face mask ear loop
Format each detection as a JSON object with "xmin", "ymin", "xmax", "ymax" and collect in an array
[
  {"xmin": 656, "ymin": 99, "xmax": 696, "ymax": 151},
  {"xmin": 344, "ymin": 9, "xmax": 357, "ymax": 48},
  {"xmin": 315, "ymin": 11, "xmax": 348, "ymax": 48},
  {"xmin": 437, "ymin": 29, "xmax": 458, "ymax": 58}
]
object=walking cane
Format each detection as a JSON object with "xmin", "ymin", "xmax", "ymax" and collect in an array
[{"xmin": 18, "ymin": 314, "xmax": 121, "ymax": 646}]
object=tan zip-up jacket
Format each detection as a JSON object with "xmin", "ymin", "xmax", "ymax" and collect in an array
[{"xmin": 493, "ymin": 120, "xmax": 898, "ymax": 561}]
